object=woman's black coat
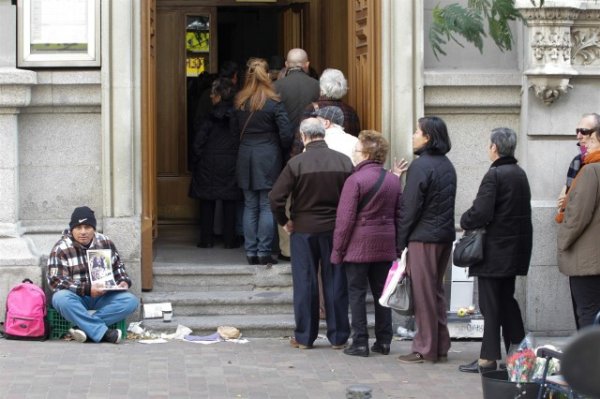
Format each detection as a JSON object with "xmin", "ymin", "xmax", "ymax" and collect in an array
[
  {"xmin": 189, "ymin": 101, "xmax": 242, "ymax": 201},
  {"xmin": 234, "ymin": 99, "xmax": 292, "ymax": 191},
  {"xmin": 460, "ymin": 156, "xmax": 533, "ymax": 277}
]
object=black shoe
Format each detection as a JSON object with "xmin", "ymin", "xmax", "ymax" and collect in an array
[
  {"xmin": 371, "ymin": 342, "xmax": 390, "ymax": 355},
  {"xmin": 458, "ymin": 359, "xmax": 497, "ymax": 373},
  {"xmin": 277, "ymin": 254, "xmax": 291, "ymax": 261},
  {"xmin": 343, "ymin": 344, "xmax": 369, "ymax": 357},
  {"xmin": 101, "ymin": 329, "xmax": 122, "ymax": 344},
  {"xmin": 247, "ymin": 256, "xmax": 259, "ymax": 265},
  {"xmin": 259, "ymin": 256, "xmax": 277, "ymax": 266},
  {"xmin": 196, "ymin": 242, "xmax": 214, "ymax": 248}
]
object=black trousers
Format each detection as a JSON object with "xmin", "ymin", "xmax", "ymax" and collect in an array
[
  {"xmin": 200, "ymin": 199, "xmax": 237, "ymax": 246},
  {"xmin": 569, "ymin": 275, "xmax": 600, "ymax": 329},
  {"xmin": 290, "ymin": 231, "xmax": 350, "ymax": 346},
  {"xmin": 478, "ymin": 276, "xmax": 525, "ymax": 360},
  {"xmin": 345, "ymin": 261, "xmax": 393, "ymax": 346}
]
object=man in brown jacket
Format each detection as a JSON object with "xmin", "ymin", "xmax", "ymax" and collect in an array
[{"xmin": 269, "ymin": 118, "xmax": 353, "ymax": 349}]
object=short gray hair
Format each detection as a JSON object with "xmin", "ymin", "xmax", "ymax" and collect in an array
[
  {"xmin": 582, "ymin": 113, "xmax": 600, "ymax": 131},
  {"xmin": 299, "ymin": 118, "xmax": 326, "ymax": 139},
  {"xmin": 490, "ymin": 127, "xmax": 517, "ymax": 157},
  {"xmin": 319, "ymin": 68, "xmax": 348, "ymax": 99}
]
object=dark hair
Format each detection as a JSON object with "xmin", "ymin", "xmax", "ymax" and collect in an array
[
  {"xmin": 219, "ymin": 61, "xmax": 238, "ymax": 79},
  {"xmin": 211, "ymin": 78, "xmax": 235, "ymax": 102},
  {"xmin": 417, "ymin": 116, "xmax": 451, "ymax": 155},
  {"xmin": 358, "ymin": 130, "xmax": 389, "ymax": 163}
]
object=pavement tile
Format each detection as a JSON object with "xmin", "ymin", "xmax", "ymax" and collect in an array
[{"xmin": 0, "ymin": 336, "xmax": 569, "ymax": 398}]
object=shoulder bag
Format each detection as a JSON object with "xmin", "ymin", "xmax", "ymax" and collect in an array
[{"xmin": 453, "ymin": 228, "xmax": 486, "ymax": 267}]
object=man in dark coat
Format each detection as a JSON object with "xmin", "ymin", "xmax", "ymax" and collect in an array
[
  {"xmin": 269, "ymin": 118, "xmax": 353, "ymax": 350},
  {"xmin": 272, "ymin": 48, "xmax": 320, "ymax": 259},
  {"xmin": 458, "ymin": 127, "xmax": 533, "ymax": 374}
]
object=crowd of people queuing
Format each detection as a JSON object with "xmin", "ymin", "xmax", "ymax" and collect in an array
[{"xmin": 188, "ymin": 48, "xmax": 600, "ymax": 368}]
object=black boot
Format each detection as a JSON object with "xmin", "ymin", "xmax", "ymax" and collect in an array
[
  {"xmin": 371, "ymin": 342, "xmax": 390, "ymax": 355},
  {"xmin": 343, "ymin": 344, "xmax": 369, "ymax": 357},
  {"xmin": 246, "ymin": 256, "xmax": 259, "ymax": 265}
]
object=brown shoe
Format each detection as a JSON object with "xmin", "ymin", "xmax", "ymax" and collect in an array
[
  {"xmin": 331, "ymin": 343, "xmax": 346, "ymax": 350},
  {"xmin": 397, "ymin": 352, "xmax": 426, "ymax": 364},
  {"xmin": 290, "ymin": 337, "xmax": 312, "ymax": 349}
]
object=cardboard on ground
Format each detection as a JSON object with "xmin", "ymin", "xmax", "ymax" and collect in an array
[{"xmin": 143, "ymin": 302, "xmax": 172, "ymax": 319}]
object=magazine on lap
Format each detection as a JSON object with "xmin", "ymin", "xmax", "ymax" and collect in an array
[{"xmin": 87, "ymin": 249, "xmax": 126, "ymax": 290}]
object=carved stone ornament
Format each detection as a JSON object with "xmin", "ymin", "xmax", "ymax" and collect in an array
[
  {"xmin": 528, "ymin": 76, "xmax": 572, "ymax": 106},
  {"xmin": 572, "ymin": 28, "xmax": 600, "ymax": 65}
]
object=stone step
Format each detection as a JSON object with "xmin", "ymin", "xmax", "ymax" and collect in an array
[
  {"xmin": 140, "ymin": 314, "xmax": 376, "ymax": 338},
  {"xmin": 142, "ymin": 290, "xmax": 295, "ymax": 316},
  {"xmin": 152, "ymin": 263, "xmax": 293, "ymax": 292},
  {"xmin": 142, "ymin": 290, "xmax": 375, "ymax": 317}
]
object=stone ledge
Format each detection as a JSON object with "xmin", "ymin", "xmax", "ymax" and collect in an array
[{"xmin": 424, "ymin": 70, "xmax": 522, "ymax": 87}]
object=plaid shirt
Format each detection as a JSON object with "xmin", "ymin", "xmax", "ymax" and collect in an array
[
  {"xmin": 566, "ymin": 153, "xmax": 583, "ymax": 191},
  {"xmin": 47, "ymin": 230, "xmax": 132, "ymax": 296}
]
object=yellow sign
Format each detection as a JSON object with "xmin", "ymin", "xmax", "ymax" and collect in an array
[{"xmin": 187, "ymin": 56, "xmax": 206, "ymax": 77}]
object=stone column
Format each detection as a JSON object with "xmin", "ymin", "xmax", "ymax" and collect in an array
[
  {"xmin": 0, "ymin": 68, "xmax": 41, "ymax": 313},
  {"xmin": 100, "ymin": 0, "xmax": 142, "ymax": 292},
  {"xmin": 381, "ymin": 0, "xmax": 424, "ymax": 166}
]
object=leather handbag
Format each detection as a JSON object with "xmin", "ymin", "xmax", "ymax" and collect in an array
[
  {"xmin": 453, "ymin": 228, "xmax": 486, "ymax": 267},
  {"xmin": 379, "ymin": 249, "xmax": 413, "ymax": 316},
  {"xmin": 388, "ymin": 274, "xmax": 414, "ymax": 316}
]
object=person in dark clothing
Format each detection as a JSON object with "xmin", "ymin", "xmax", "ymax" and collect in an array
[
  {"xmin": 274, "ymin": 48, "xmax": 320, "ymax": 158},
  {"xmin": 189, "ymin": 78, "xmax": 242, "ymax": 248},
  {"xmin": 331, "ymin": 130, "xmax": 402, "ymax": 357},
  {"xmin": 234, "ymin": 58, "xmax": 292, "ymax": 266},
  {"xmin": 269, "ymin": 118, "xmax": 353, "ymax": 350},
  {"xmin": 303, "ymin": 68, "xmax": 361, "ymax": 137},
  {"xmin": 396, "ymin": 116, "xmax": 456, "ymax": 364},
  {"xmin": 458, "ymin": 127, "xmax": 532, "ymax": 374}
]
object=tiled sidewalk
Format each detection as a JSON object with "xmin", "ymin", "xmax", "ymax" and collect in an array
[{"xmin": 0, "ymin": 336, "xmax": 492, "ymax": 399}]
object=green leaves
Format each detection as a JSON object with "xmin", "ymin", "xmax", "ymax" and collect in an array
[{"xmin": 429, "ymin": 0, "xmax": 543, "ymax": 59}]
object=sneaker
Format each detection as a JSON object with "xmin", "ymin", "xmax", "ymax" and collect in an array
[
  {"xmin": 397, "ymin": 352, "xmax": 426, "ymax": 364},
  {"xmin": 289, "ymin": 337, "xmax": 312, "ymax": 349},
  {"xmin": 102, "ymin": 329, "xmax": 122, "ymax": 344},
  {"xmin": 68, "ymin": 328, "xmax": 87, "ymax": 343}
]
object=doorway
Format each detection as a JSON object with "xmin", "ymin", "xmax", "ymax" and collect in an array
[{"xmin": 156, "ymin": 5, "xmax": 289, "ymax": 224}]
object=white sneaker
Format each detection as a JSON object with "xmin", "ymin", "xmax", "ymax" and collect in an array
[{"xmin": 68, "ymin": 328, "xmax": 87, "ymax": 343}]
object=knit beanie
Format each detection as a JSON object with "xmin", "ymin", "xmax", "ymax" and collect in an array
[{"xmin": 69, "ymin": 206, "xmax": 97, "ymax": 230}]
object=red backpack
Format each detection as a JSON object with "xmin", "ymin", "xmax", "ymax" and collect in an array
[{"xmin": 3, "ymin": 279, "xmax": 48, "ymax": 340}]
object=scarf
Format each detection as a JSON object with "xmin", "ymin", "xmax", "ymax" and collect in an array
[{"xmin": 555, "ymin": 150, "xmax": 600, "ymax": 223}]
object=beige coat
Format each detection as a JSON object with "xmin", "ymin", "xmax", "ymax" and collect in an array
[{"xmin": 557, "ymin": 162, "xmax": 600, "ymax": 276}]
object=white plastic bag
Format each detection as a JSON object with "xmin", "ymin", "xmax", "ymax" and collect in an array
[{"xmin": 379, "ymin": 248, "xmax": 408, "ymax": 308}]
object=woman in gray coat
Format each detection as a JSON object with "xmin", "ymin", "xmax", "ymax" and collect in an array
[{"xmin": 458, "ymin": 128, "xmax": 532, "ymax": 374}]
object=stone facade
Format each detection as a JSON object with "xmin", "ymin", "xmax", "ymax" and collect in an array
[{"xmin": 0, "ymin": 0, "xmax": 596, "ymax": 334}]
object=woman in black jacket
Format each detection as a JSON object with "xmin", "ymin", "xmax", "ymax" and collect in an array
[
  {"xmin": 234, "ymin": 58, "xmax": 292, "ymax": 266},
  {"xmin": 397, "ymin": 116, "xmax": 456, "ymax": 364},
  {"xmin": 458, "ymin": 127, "xmax": 532, "ymax": 373},
  {"xmin": 189, "ymin": 78, "xmax": 242, "ymax": 248}
]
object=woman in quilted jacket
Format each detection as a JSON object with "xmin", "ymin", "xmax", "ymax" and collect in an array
[{"xmin": 331, "ymin": 130, "xmax": 402, "ymax": 357}]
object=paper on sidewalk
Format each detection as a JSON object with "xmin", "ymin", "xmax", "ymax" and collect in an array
[
  {"xmin": 138, "ymin": 338, "xmax": 169, "ymax": 344},
  {"xmin": 160, "ymin": 324, "xmax": 192, "ymax": 340}
]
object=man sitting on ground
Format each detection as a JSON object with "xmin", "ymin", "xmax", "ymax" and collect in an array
[{"xmin": 47, "ymin": 206, "xmax": 139, "ymax": 344}]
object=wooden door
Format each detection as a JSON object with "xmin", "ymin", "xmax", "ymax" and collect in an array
[
  {"xmin": 141, "ymin": 0, "xmax": 157, "ymax": 290},
  {"xmin": 347, "ymin": 0, "xmax": 381, "ymax": 131},
  {"xmin": 156, "ymin": 5, "xmax": 216, "ymax": 222}
]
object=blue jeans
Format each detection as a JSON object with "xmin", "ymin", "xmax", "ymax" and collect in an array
[
  {"xmin": 52, "ymin": 289, "xmax": 139, "ymax": 342},
  {"xmin": 243, "ymin": 189, "xmax": 274, "ymax": 257}
]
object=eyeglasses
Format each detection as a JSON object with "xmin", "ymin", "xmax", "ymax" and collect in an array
[{"xmin": 576, "ymin": 128, "xmax": 596, "ymax": 136}]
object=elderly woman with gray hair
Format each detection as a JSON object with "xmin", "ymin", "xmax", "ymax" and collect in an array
[
  {"xmin": 458, "ymin": 127, "xmax": 533, "ymax": 374},
  {"xmin": 303, "ymin": 68, "xmax": 361, "ymax": 137}
]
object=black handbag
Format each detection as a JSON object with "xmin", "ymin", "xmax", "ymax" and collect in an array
[
  {"xmin": 453, "ymin": 228, "xmax": 486, "ymax": 267},
  {"xmin": 387, "ymin": 275, "xmax": 414, "ymax": 316}
]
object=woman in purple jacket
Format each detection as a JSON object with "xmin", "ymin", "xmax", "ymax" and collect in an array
[{"xmin": 331, "ymin": 130, "xmax": 402, "ymax": 357}]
